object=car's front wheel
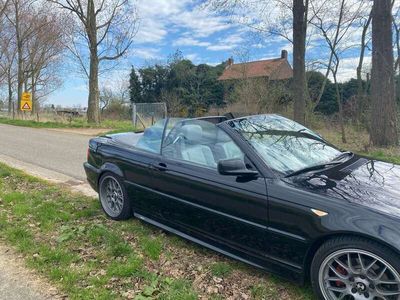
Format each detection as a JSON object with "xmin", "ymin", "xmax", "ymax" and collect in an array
[
  {"xmin": 311, "ymin": 236, "xmax": 400, "ymax": 300},
  {"xmin": 99, "ymin": 172, "xmax": 132, "ymax": 220}
]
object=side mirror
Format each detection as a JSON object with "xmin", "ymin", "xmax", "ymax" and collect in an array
[{"xmin": 217, "ymin": 159, "xmax": 258, "ymax": 177}]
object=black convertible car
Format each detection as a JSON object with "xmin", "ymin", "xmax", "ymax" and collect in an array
[{"xmin": 84, "ymin": 114, "xmax": 400, "ymax": 300}]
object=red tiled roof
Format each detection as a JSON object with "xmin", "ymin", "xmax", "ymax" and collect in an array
[{"xmin": 218, "ymin": 58, "xmax": 293, "ymax": 81}]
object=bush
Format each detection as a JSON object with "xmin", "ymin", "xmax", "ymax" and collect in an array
[{"xmin": 101, "ymin": 100, "xmax": 131, "ymax": 120}]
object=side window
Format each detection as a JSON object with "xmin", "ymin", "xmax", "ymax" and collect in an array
[
  {"xmin": 162, "ymin": 120, "xmax": 244, "ymax": 169},
  {"xmin": 135, "ymin": 119, "xmax": 166, "ymax": 154}
]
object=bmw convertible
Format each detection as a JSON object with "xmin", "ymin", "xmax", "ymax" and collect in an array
[{"xmin": 84, "ymin": 114, "xmax": 400, "ymax": 300}]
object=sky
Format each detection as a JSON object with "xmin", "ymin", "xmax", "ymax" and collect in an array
[{"xmin": 50, "ymin": 0, "xmax": 370, "ymax": 108}]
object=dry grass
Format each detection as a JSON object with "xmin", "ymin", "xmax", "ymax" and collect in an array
[{"xmin": 313, "ymin": 121, "xmax": 400, "ymax": 164}]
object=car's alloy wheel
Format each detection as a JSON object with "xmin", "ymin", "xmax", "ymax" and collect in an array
[
  {"xmin": 99, "ymin": 173, "xmax": 132, "ymax": 220},
  {"xmin": 318, "ymin": 249, "xmax": 400, "ymax": 300}
]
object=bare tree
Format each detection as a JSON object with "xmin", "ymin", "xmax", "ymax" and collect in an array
[
  {"xmin": 99, "ymin": 87, "xmax": 112, "ymax": 113},
  {"xmin": 309, "ymin": 0, "xmax": 367, "ymax": 111},
  {"xmin": 3, "ymin": 0, "xmax": 58, "ymax": 115},
  {"xmin": 24, "ymin": 6, "xmax": 67, "ymax": 113},
  {"xmin": 370, "ymin": 0, "xmax": 398, "ymax": 146},
  {"xmin": 207, "ymin": 0, "xmax": 310, "ymax": 123},
  {"xmin": 0, "ymin": 0, "xmax": 10, "ymax": 63},
  {"xmin": 353, "ymin": 6, "xmax": 373, "ymax": 125},
  {"xmin": 310, "ymin": 0, "xmax": 367, "ymax": 142},
  {"xmin": 0, "ymin": 31, "xmax": 17, "ymax": 115},
  {"xmin": 1, "ymin": 0, "xmax": 67, "ymax": 116},
  {"xmin": 100, "ymin": 72, "xmax": 129, "ymax": 113},
  {"xmin": 207, "ymin": 0, "xmax": 294, "ymax": 43},
  {"xmin": 4, "ymin": 0, "xmax": 31, "ymax": 115},
  {"xmin": 49, "ymin": 0, "xmax": 138, "ymax": 123},
  {"xmin": 0, "ymin": 0, "xmax": 8, "ymax": 14},
  {"xmin": 357, "ymin": 10, "xmax": 372, "ymax": 98}
]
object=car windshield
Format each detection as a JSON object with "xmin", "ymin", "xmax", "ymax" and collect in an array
[{"xmin": 230, "ymin": 115, "xmax": 342, "ymax": 175}]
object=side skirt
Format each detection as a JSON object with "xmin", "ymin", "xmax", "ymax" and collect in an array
[{"xmin": 134, "ymin": 212, "xmax": 265, "ymax": 270}]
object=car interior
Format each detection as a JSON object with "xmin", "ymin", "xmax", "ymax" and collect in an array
[{"xmin": 163, "ymin": 121, "xmax": 244, "ymax": 169}]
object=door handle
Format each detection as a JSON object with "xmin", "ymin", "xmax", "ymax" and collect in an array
[{"xmin": 150, "ymin": 162, "xmax": 168, "ymax": 171}]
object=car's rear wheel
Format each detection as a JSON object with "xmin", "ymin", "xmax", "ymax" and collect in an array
[
  {"xmin": 99, "ymin": 172, "xmax": 132, "ymax": 220},
  {"xmin": 311, "ymin": 237, "xmax": 400, "ymax": 300}
]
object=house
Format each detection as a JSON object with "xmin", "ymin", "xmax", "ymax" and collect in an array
[
  {"xmin": 214, "ymin": 50, "xmax": 293, "ymax": 115},
  {"xmin": 218, "ymin": 50, "xmax": 293, "ymax": 82}
]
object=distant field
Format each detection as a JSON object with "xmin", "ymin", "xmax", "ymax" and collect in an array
[{"xmin": 0, "ymin": 116, "xmax": 134, "ymax": 133}]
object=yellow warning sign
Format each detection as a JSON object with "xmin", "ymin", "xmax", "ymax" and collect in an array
[{"xmin": 20, "ymin": 92, "xmax": 32, "ymax": 111}]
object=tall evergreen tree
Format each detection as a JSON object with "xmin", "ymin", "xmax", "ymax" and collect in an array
[{"xmin": 129, "ymin": 66, "xmax": 142, "ymax": 103}]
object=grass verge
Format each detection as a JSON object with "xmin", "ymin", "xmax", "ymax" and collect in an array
[
  {"xmin": 0, "ymin": 117, "xmax": 134, "ymax": 132},
  {"xmin": 0, "ymin": 163, "xmax": 313, "ymax": 299}
]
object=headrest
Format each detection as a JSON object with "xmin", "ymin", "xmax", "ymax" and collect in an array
[
  {"xmin": 181, "ymin": 124, "xmax": 202, "ymax": 142},
  {"xmin": 143, "ymin": 127, "xmax": 162, "ymax": 139},
  {"xmin": 216, "ymin": 131, "xmax": 232, "ymax": 143}
]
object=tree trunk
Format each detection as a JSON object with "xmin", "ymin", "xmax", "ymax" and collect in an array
[
  {"xmin": 15, "ymin": 1, "xmax": 23, "ymax": 117},
  {"xmin": 292, "ymin": 0, "xmax": 308, "ymax": 125},
  {"xmin": 31, "ymin": 73, "xmax": 36, "ymax": 115},
  {"xmin": 86, "ymin": 0, "xmax": 100, "ymax": 124},
  {"xmin": 370, "ymin": 0, "xmax": 398, "ymax": 146},
  {"xmin": 356, "ymin": 12, "xmax": 372, "ymax": 124},
  {"xmin": 313, "ymin": 51, "xmax": 334, "ymax": 110},
  {"xmin": 395, "ymin": 21, "xmax": 400, "ymax": 107},
  {"xmin": 7, "ymin": 71, "xmax": 13, "ymax": 115},
  {"xmin": 333, "ymin": 71, "xmax": 347, "ymax": 143},
  {"xmin": 87, "ymin": 51, "xmax": 100, "ymax": 123}
]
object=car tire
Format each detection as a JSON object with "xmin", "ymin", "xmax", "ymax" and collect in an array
[
  {"xmin": 98, "ymin": 172, "xmax": 132, "ymax": 220},
  {"xmin": 311, "ymin": 236, "xmax": 400, "ymax": 300}
]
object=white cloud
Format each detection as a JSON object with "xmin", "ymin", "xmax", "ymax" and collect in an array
[
  {"xmin": 206, "ymin": 33, "xmax": 245, "ymax": 51},
  {"xmin": 171, "ymin": 7, "xmax": 233, "ymax": 38},
  {"xmin": 252, "ymin": 43, "xmax": 264, "ymax": 49},
  {"xmin": 207, "ymin": 44, "xmax": 235, "ymax": 51},
  {"xmin": 185, "ymin": 53, "xmax": 199, "ymax": 62},
  {"xmin": 173, "ymin": 37, "xmax": 211, "ymax": 47},
  {"xmin": 309, "ymin": 56, "xmax": 372, "ymax": 82},
  {"xmin": 137, "ymin": 0, "xmax": 189, "ymax": 16},
  {"xmin": 135, "ymin": 0, "xmax": 235, "ymax": 45},
  {"xmin": 135, "ymin": 19, "xmax": 167, "ymax": 44},
  {"xmin": 135, "ymin": 0, "xmax": 191, "ymax": 44},
  {"xmin": 73, "ymin": 84, "xmax": 88, "ymax": 92},
  {"xmin": 134, "ymin": 48, "xmax": 161, "ymax": 60},
  {"xmin": 335, "ymin": 56, "xmax": 371, "ymax": 82}
]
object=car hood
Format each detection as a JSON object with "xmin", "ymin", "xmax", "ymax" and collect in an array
[{"xmin": 284, "ymin": 156, "xmax": 400, "ymax": 216}]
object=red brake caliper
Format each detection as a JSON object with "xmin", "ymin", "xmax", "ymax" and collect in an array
[{"xmin": 336, "ymin": 265, "xmax": 347, "ymax": 287}]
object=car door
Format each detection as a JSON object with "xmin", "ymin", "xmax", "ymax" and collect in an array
[
  {"xmin": 113, "ymin": 119, "xmax": 168, "ymax": 212},
  {"xmin": 144, "ymin": 119, "xmax": 269, "ymax": 259}
]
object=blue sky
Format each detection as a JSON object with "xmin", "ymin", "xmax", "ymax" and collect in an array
[{"xmin": 50, "ymin": 0, "xmax": 367, "ymax": 108}]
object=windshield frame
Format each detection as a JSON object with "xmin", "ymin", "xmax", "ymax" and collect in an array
[{"xmin": 224, "ymin": 114, "xmax": 343, "ymax": 177}]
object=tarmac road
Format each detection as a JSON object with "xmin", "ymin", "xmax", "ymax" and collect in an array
[
  {"xmin": 0, "ymin": 124, "xmax": 90, "ymax": 180},
  {"xmin": 0, "ymin": 124, "xmax": 98, "ymax": 300}
]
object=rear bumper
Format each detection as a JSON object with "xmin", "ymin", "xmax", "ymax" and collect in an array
[{"xmin": 83, "ymin": 162, "xmax": 100, "ymax": 192}]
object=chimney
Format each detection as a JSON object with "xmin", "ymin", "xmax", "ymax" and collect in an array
[
  {"xmin": 227, "ymin": 57, "xmax": 234, "ymax": 68},
  {"xmin": 281, "ymin": 49, "xmax": 288, "ymax": 59}
]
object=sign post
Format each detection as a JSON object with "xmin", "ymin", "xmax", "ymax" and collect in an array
[{"xmin": 20, "ymin": 92, "xmax": 32, "ymax": 112}]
